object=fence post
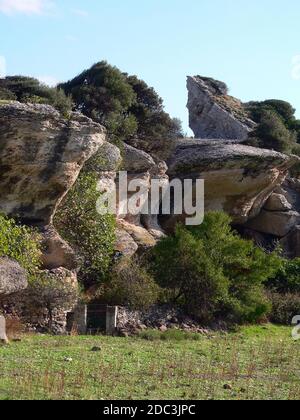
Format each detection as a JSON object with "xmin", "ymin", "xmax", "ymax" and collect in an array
[
  {"xmin": 106, "ymin": 306, "xmax": 118, "ymax": 335},
  {"xmin": 74, "ymin": 304, "xmax": 87, "ymax": 335},
  {"xmin": 0, "ymin": 315, "xmax": 8, "ymax": 344}
]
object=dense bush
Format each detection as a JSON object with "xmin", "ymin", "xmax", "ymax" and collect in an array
[
  {"xmin": 54, "ymin": 173, "xmax": 116, "ymax": 288},
  {"xmin": 0, "ymin": 213, "xmax": 41, "ymax": 279},
  {"xmin": 60, "ymin": 61, "xmax": 183, "ymax": 144},
  {"xmin": 0, "ymin": 76, "xmax": 73, "ymax": 115},
  {"xmin": 268, "ymin": 292, "xmax": 300, "ymax": 325},
  {"xmin": 246, "ymin": 100, "xmax": 300, "ymax": 154},
  {"xmin": 266, "ymin": 258, "xmax": 300, "ymax": 294},
  {"xmin": 102, "ymin": 258, "xmax": 160, "ymax": 310},
  {"xmin": 152, "ymin": 212, "xmax": 280, "ymax": 324},
  {"xmin": 26, "ymin": 272, "xmax": 79, "ymax": 330}
]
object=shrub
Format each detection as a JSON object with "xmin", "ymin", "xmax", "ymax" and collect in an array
[
  {"xmin": 268, "ymin": 292, "xmax": 300, "ymax": 325},
  {"xmin": 26, "ymin": 272, "xmax": 79, "ymax": 331},
  {"xmin": 0, "ymin": 213, "xmax": 41, "ymax": 279},
  {"xmin": 266, "ymin": 258, "xmax": 300, "ymax": 294},
  {"xmin": 0, "ymin": 76, "xmax": 73, "ymax": 114},
  {"xmin": 246, "ymin": 100, "xmax": 300, "ymax": 153},
  {"xmin": 102, "ymin": 258, "xmax": 160, "ymax": 310},
  {"xmin": 54, "ymin": 172, "xmax": 116, "ymax": 287},
  {"xmin": 152, "ymin": 212, "xmax": 280, "ymax": 324}
]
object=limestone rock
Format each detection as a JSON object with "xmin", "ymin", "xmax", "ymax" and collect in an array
[
  {"xmin": 0, "ymin": 257, "xmax": 28, "ymax": 297},
  {"xmin": 246, "ymin": 210, "xmax": 300, "ymax": 237},
  {"xmin": 280, "ymin": 226, "xmax": 300, "ymax": 258},
  {"xmin": 187, "ymin": 76, "xmax": 256, "ymax": 139},
  {"xmin": 0, "ymin": 102, "xmax": 106, "ymax": 226},
  {"xmin": 123, "ymin": 143, "xmax": 156, "ymax": 173},
  {"xmin": 115, "ymin": 227, "xmax": 139, "ymax": 258},
  {"xmin": 264, "ymin": 193, "xmax": 292, "ymax": 212},
  {"xmin": 40, "ymin": 225, "xmax": 78, "ymax": 270},
  {"xmin": 166, "ymin": 139, "xmax": 298, "ymax": 225}
]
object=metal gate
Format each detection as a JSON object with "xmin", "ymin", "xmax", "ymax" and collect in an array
[{"xmin": 86, "ymin": 304, "xmax": 107, "ymax": 333}]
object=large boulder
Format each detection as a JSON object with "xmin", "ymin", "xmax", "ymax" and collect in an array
[
  {"xmin": 0, "ymin": 257, "xmax": 28, "ymax": 297},
  {"xmin": 246, "ymin": 210, "xmax": 300, "ymax": 237},
  {"xmin": 165, "ymin": 139, "xmax": 298, "ymax": 226},
  {"xmin": 187, "ymin": 76, "xmax": 256, "ymax": 140},
  {"xmin": 0, "ymin": 102, "xmax": 106, "ymax": 226},
  {"xmin": 40, "ymin": 225, "xmax": 78, "ymax": 270}
]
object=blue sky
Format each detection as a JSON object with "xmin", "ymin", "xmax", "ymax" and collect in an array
[{"xmin": 1, "ymin": 0, "xmax": 300, "ymax": 134}]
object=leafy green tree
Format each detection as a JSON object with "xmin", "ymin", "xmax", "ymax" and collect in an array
[
  {"xmin": 54, "ymin": 173, "xmax": 116, "ymax": 288},
  {"xmin": 0, "ymin": 214, "xmax": 41, "ymax": 279},
  {"xmin": 246, "ymin": 100, "xmax": 300, "ymax": 153},
  {"xmin": 60, "ymin": 61, "xmax": 183, "ymax": 145},
  {"xmin": 60, "ymin": 61, "xmax": 138, "ymax": 143},
  {"xmin": 152, "ymin": 212, "xmax": 280, "ymax": 323},
  {"xmin": 0, "ymin": 76, "xmax": 73, "ymax": 115},
  {"xmin": 266, "ymin": 258, "xmax": 300, "ymax": 294},
  {"xmin": 126, "ymin": 75, "xmax": 183, "ymax": 141}
]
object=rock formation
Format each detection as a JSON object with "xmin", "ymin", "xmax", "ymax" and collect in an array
[
  {"xmin": 187, "ymin": 76, "xmax": 256, "ymax": 139},
  {"xmin": 0, "ymin": 257, "xmax": 28, "ymax": 297},
  {"xmin": 0, "ymin": 257, "xmax": 28, "ymax": 343},
  {"xmin": 0, "ymin": 102, "xmax": 106, "ymax": 226},
  {"xmin": 164, "ymin": 139, "xmax": 298, "ymax": 228}
]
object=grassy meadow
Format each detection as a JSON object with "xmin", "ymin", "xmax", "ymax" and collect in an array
[{"xmin": 0, "ymin": 324, "xmax": 299, "ymax": 400}]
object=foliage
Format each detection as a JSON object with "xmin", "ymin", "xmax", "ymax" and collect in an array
[
  {"xmin": 60, "ymin": 61, "xmax": 183, "ymax": 144},
  {"xmin": 59, "ymin": 62, "xmax": 137, "ymax": 143},
  {"xmin": 0, "ymin": 76, "xmax": 73, "ymax": 115},
  {"xmin": 54, "ymin": 172, "xmax": 116, "ymax": 287},
  {"xmin": 246, "ymin": 100, "xmax": 300, "ymax": 153},
  {"xmin": 102, "ymin": 258, "xmax": 160, "ymax": 310},
  {"xmin": 268, "ymin": 291, "xmax": 300, "ymax": 325},
  {"xmin": 26, "ymin": 273, "xmax": 78, "ymax": 330},
  {"xmin": 0, "ymin": 213, "xmax": 41, "ymax": 279},
  {"xmin": 266, "ymin": 258, "xmax": 300, "ymax": 294},
  {"xmin": 152, "ymin": 212, "xmax": 280, "ymax": 323}
]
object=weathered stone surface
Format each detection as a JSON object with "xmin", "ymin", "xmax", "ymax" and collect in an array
[
  {"xmin": 40, "ymin": 225, "xmax": 78, "ymax": 270},
  {"xmin": 166, "ymin": 139, "xmax": 298, "ymax": 225},
  {"xmin": 280, "ymin": 226, "xmax": 300, "ymax": 258},
  {"xmin": 0, "ymin": 316, "xmax": 8, "ymax": 344},
  {"xmin": 0, "ymin": 257, "xmax": 28, "ymax": 297},
  {"xmin": 0, "ymin": 102, "xmax": 106, "ymax": 226},
  {"xmin": 115, "ymin": 227, "xmax": 139, "ymax": 258},
  {"xmin": 123, "ymin": 143, "xmax": 155, "ymax": 173},
  {"xmin": 187, "ymin": 76, "xmax": 256, "ymax": 139},
  {"xmin": 246, "ymin": 210, "xmax": 300, "ymax": 237},
  {"xmin": 264, "ymin": 193, "xmax": 292, "ymax": 212}
]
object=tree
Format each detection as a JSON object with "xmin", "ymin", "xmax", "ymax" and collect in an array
[
  {"xmin": 54, "ymin": 172, "xmax": 116, "ymax": 288},
  {"xmin": 59, "ymin": 61, "xmax": 138, "ymax": 143},
  {"xmin": 126, "ymin": 75, "xmax": 183, "ymax": 141},
  {"xmin": 152, "ymin": 212, "xmax": 281, "ymax": 323},
  {"xmin": 26, "ymin": 272, "xmax": 78, "ymax": 331},
  {"xmin": 60, "ymin": 61, "xmax": 183, "ymax": 145},
  {"xmin": 246, "ymin": 100, "xmax": 300, "ymax": 153},
  {"xmin": 0, "ymin": 76, "xmax": 73, "ymax": 115}
]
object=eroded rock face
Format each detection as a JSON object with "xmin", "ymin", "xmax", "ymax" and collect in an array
[
  {"xmin": 187, "ymin": 76, "xmax": 256, "ymax": 139},
  {"xmin": 165, "ymin": 139, "xmax": 298, "ymax": 227},
  {"xmin": 0, "ymin": 257, "xmax": 28, "ymax": 297},
  {"xmin": 0, "ymin": 102, "xmax": 106, "ymax": 226},
  {"xmin": 98, "ymin": 143, "xmax": 168, "ymax": 257},
  {"xmin": 40, "ymin": 225, "xmax": 78, "ymax": 271}
]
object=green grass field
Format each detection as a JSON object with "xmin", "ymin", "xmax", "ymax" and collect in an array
[{"xmin": 0, "ymin": 324, "xmax": 299, "ymax": 400}]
